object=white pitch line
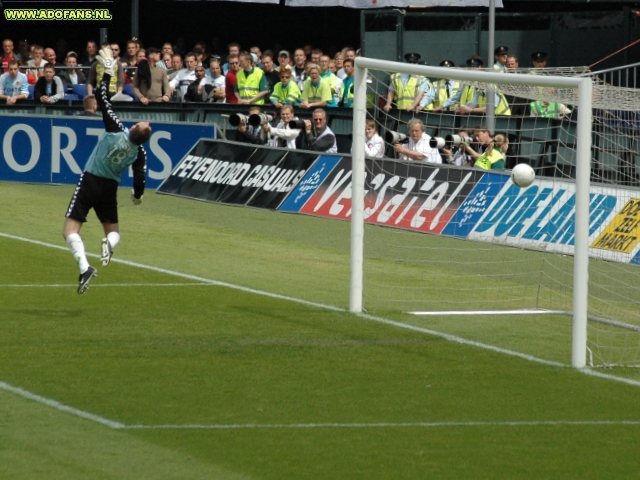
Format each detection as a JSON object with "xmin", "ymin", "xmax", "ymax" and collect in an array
[
  {"xmin": 409, "ymin": 309, "xmax": 569, "ymax": 316},
  {"xmin": 125, "ymin": 420, "xmax": 640, "ymax": 430},
  {"xmin": 0, "ymin": 283, "xmax": 212, "ymax": 288},
  {"xmin": 0, "ymin": 381, "xmax": 125, "ymax": 429}
]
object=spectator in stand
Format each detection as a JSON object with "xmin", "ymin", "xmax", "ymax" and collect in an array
[
  {"xmin": 303, "ymin": 44, "xmax": 313, "ymax": 59},
  {"xmin": 340, "ymin": 58, "xmax": 354, "ymax": 107},
  {"xmin": 223, "ymin": 42, "xmax": 241, "ymax": 74},
  {"xmin": 225, "ymin": 53, "xmax": 240, "ymax": 104},
  {"xmin": 162, "ymin": 43, "xmax": 174, "ymax": 57},
  {"xmin": 168, "ymin": 54, "xmax": 184, "ymax": 81},
  {"xmin": 333, "ymin": 52, "xmax": 343, "ymax": 75},
  {"xmin": 261, "ymin": 53, "xmax": 280, "ymax": 92},
  {"xmin": 18, "ymin": 59, "xmax": 36, "ymax": 85},
  {"xmin": 384, "ymin": 53, "xmax": 427, "ymax": 113},
  {"xmin": 133, "ymin": 48, "xmax": 171, "ymax": 104},
  {"xmin": 364, "ymin": 119, "xmax": 385, "ymax": 158},
  {"xmin": 250, "ymin": 46, "xmax": 263, "ymax": 69},
  {"xmin": 43, "ymin": 47, "xmax": 62, "ymax": 70},
  {"xmin": 235, "ymin": 106, "xmax": 268, "ymax": 145},
  {"xmin": 277, "ymin": 50, "xmax": 290, "ymax": 71},
  {"xmin": 110, "ymin": 43, "xmax": 122, "ymax": 62},
  {"xmin": 2, "ymin": 39, "xmax": 18, "ymax": 73},
  {"xmin": 58, "ymin": 51, "xmax": 87, "ymax": 92},
  {"xmin": 192, "ymin": 47, "xmax": 205, "ymax": 66},
  {"xmin": 183, "ymin": 63, "xmax": 211, "ymax": 102},
  {"xmin": 441, "ymin": 128, "xmax": 474, "ymax": 166},
  {"xmin": 318, "ymin": 54, "xmax": 342, "ymax": 107},
  {"xmin": 311, "ymin": 49, "xmax": 322, "ymax": 65},
  {"xmin": 303, "ymin": 108, "xmax": 337, "ymax": 153},
  {"xmin": 80, "ymin": 41, "xmax": 98, "ymax": 67},
  {"xmin": 121, "ymin": 39, "xmax": 140, "ymax": 84},
  {"xmin": 159, "ymin": 53, "xmax": 173, "ymax": 74},
  {"xmin": 393, "ymin": 118, "xmax": 442, "ymax": 164},
  {"xmin": 235, "ymin": 51, "xmax": 269, "ymax": 105},
  {"xmin": 87, "ymin": 44, "xmax": 125, "ymax": 98},
  {"xmin": 80, "ymin": 95, "xmax": 99, "ymax": 116},
  {"xmin": 269, "ymin": 66, "xmax": 301, "ymax": 108},
  {"xmin": 493, "ymin": 46, "xmax": 509, "ymax": 71},
  {"xmin": 34, "ymin": 63, "xmax": 65, "ymax": 104},
  {"xmin": 431, "ymin": 60, "xmax": 461, "ymax": 112},
  {"xmin": 0, "ymin": 60, "xmax": 29, "ymax": 104},
  {"xmin": 329, "ymin": 59, "xmax": 337, "ymax": 74},
  {"xmin": 291, "ymin": 48, "xmax": 308, "ymax": 91},
  {"xmin": 336, "ymin": 48, "xmax": 355, "ymax": 80},
  {"xmin": 122, "ymin": 39, "xmax": 139, "ymax": 67},
  {"xmin": 173, "ymin": 37, "xmax": 187, "ymax": 56},
  {"xmin": 262, "ymin": 104, "xmax": 302, "ymax": 149},
  {"xmin": 506, "ymin": 55, "xmax": 518, "ymax": 70},
  {"xmin": 170, "ymin": 51, "xmax": 198, "ymax": 100},
  {"xmin": 156, "ymin": 43, "xmax": 173, "ymax": 70},
  {"xmin": 27, "ymin": 45, "xmax": 46, "ymax": 81},
  {"xmin": 504, "ymin": 55, "xmax": 529, "ymax": 116},
  {"xmin": 136, "ymin": 49, "xmax": 147, "ymax": 63},
  {"xmin": 206, "ymin": 59, "xmax": 226, "ymax": 103},
  {"xmin": 531, "ymin": 51, "xmax": 547, "ymax": 69},
  {"xmin": 300, "ymin": 64, "xmax": 332, "ymax": 109},
  {"xmin": 530, "ymin": 98, "xmax": 572, "ymax": 119}
]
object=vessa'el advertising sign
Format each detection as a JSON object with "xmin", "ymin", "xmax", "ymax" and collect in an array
[
  {"xmin": 156, "ymin": 140, "xmax": 320, "ymax": 209},
  {"xmin": 285, "ymin": 156, "xmax": 486, "ymax": 234},
  {"xmin": 0, "ymin": 115, "xmax": 214, "ymax": 189}
]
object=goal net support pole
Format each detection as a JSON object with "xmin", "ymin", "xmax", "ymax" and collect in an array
[{"xmin": 350, "ymin": 57, "xmax": 593, "ymax": 368}]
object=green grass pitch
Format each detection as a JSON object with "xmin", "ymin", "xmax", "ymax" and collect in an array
[{"xmin": 1, "ymin": 181, "xmax": 639, "ymax": 479}]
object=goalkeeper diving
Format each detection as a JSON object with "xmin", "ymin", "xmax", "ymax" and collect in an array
[{"xmin": 62, "ymin": 47, "xmax": 152, "ymax": 294}]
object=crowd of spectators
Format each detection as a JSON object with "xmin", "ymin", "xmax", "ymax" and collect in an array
[{"xmin": 0, "ymin": 37, "xmax": 564, "ymax": 168}]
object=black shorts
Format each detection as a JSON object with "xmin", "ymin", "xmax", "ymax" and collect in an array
[{"xmin": 65, "ymin": 171, "xmax": 119, "ymax": 224}]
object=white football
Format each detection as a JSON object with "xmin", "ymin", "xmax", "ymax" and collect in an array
[{"xmin": 511, "ymin": 163, "xmax": 536, "ymax": 188}]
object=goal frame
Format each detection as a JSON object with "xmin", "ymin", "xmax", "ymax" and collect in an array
[{"xmin": 350, "ymin": 57, "xmax": 593, "ymax": 368}]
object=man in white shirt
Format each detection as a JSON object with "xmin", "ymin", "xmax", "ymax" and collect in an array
[
  {"xmin": 393, "ymin": 118, "xmax": 442, "ymax": 164},
  {"xmin": 0, "ymin": 60, "xmax": 29, "ymax": 104},
  {"xmin": 262, "ymin": 105, "xmax": 301, "ymax": 149},
  {"xmin": 205, "ymin": 59, "xmax": 226, "ymax": 103},
  {"xmin": 169, "ymin": 52, "xmax": 198, "ymax": 100}
]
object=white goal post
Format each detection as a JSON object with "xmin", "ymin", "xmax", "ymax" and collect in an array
[{"xmin": 350, "ymin": 57, "xmax": 594, "ymax": 368}]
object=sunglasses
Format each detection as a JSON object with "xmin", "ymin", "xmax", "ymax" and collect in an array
[
  {"xmin": 196, "ymin": 69, "xmax": 205, "ymax": 72},
  {"xmin": 229, "ymin": 62, "xmax": 239, "ymax": 65}
]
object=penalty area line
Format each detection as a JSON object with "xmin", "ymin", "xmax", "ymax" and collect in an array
[
  {"xmin": 2, "ymin": 231, "xmax": 640, "ymax": 391},
  {"xmin": 125, "ymin": 420, "xmax": 640, "ymax": 429},
  {"xmin": 0, "ymin": 381, "xmax": 125, "ymax": 429}
]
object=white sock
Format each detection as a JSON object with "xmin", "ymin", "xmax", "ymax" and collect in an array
[
  {"xmin": 106, "ymin": 231, "xmax": 120, "ymax": 250},
  {"xmin": 66, "ymin": 233, "xmax": 90, "ymax": 273}
]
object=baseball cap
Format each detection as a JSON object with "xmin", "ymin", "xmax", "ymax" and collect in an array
[{"xmin": 278, "ymin": 50, "xmax": 290, "ymax": 58}]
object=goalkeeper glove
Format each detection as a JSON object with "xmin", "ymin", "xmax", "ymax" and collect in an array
[
  {"xmin": 131, "ymin": 189, "xmax": 143, "ymax": 206},
  {"xmin": 96, "ymin": 48, "xmax": 115, "ymax": 77}
]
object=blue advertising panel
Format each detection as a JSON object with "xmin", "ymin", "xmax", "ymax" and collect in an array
[
  {"xmin": 278, "ymin": 155, "xmax": 344, "ymax": 213},
  {"xmin": 0, "ymin": 115, "xmax": 214, "ymax": 189}
]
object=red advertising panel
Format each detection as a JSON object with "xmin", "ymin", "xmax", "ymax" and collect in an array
[{"xmin": 300, "ymin": 157, "xmax": 486, "ymax": 234}]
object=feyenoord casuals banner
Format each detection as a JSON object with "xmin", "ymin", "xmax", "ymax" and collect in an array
[
  {"xmin": 285, "ymin": 0, "xmax": 503, "ymax": 8},
  {"xmin": 156, "ymin": 139, "xmax": 320, "ymax": 209}
]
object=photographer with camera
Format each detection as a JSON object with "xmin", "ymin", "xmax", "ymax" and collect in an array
[
  {"xmin": 393, "ymin": 118, "xmax": 442, "ymax": 164},
  {"xmin": 263, "ymin": 105, "xmax": 303, "ymax": 149},
  {"xmin": 234, "ymin": 106, "xmax": 268, "ymax": 145},
  {"xmin": 441, "ymin": 128, "xmax": 474, "ymax": 167},
  {"xmin": 303, "ymin": 108, "xmax": 337, "ymax": 153}
]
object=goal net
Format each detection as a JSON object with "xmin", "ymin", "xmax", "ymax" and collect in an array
[{"xmin": 349, "ymin": 58, "xmax": 640, "ymax": 368}]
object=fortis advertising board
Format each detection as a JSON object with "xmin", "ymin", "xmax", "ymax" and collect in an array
[{"xmin": 0, "ymin": 115, "xmax": 214, "ymax": 189}]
